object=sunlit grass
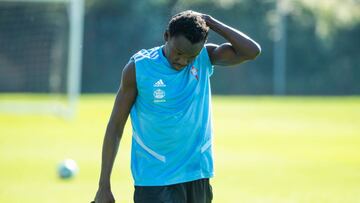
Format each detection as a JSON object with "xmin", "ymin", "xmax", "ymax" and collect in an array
[{"xmin": 0, "ymin": 95, "xmax": 359, "ymax": 203}]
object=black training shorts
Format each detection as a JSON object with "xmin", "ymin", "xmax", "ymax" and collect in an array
[{"xmin": 134, "ymin": 178, "xmax": 213, "ymax": 203}]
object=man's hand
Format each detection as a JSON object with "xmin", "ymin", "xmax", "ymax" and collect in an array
[
  {"xmin": 93, "ymin": 186, "xmax": 115, "ymax": 203},
  {"xmin": 190, "ymin": 11, "xmax": 212, "ymax": 27}
]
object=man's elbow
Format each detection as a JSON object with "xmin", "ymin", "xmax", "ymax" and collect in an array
[{"xmin": 246, "ymin": 43, "xmax": 261, "ymax": 60}]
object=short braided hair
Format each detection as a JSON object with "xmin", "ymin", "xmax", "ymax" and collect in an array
[{"xmin": 168, "ymin": 10, "xmax": 209, "ymax": 44}]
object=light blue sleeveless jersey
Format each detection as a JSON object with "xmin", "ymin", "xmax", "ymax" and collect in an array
[{"xmin": 129, "ymin": 45, "xmax": 214, "ymax": 186}]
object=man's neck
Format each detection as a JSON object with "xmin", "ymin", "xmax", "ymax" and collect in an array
[{"xmin": 162, "ymin": 44, "xmax": 168, "ymax": 59}]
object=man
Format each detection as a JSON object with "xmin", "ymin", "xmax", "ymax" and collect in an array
[{"xmin": 93, "ymin": 10, "xmax": 261, "ymax": 203}]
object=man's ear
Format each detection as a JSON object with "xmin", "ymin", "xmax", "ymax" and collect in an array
[{"xmin": 164, "ymin": 30, "xmax": 170, "ymax": 42}]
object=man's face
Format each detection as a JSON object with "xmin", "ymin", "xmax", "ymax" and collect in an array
[{"xmin": 165, "ymin": 33, "xmax": 205, "ymax": 71}]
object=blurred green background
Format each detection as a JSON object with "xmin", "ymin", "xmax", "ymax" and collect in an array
[
  {"xmin": 1, "ymin": 0, "xmax": 360, "ymax": 202},
  {"xmin": 0, "ymin": 0, "xmax": 359, "ymax": 94}
]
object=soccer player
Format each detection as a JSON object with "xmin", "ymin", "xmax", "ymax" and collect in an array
[{"xmin": 93, "ymin": 10, "xmax": 261, "ymax": 203}]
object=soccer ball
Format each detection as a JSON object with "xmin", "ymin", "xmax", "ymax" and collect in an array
[{"xmin": 58, "ymin": 159, "xmax": 79, "ymax": 179}]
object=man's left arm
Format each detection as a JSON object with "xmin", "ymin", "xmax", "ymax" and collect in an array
[{"xmin": 202, "ymin": 14, "xmax": 261, "ymax": 66}]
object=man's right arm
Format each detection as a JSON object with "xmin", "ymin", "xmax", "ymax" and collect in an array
[{"xmin": 94, "ymin": 61, "xmax": 137, "ymax": 203}]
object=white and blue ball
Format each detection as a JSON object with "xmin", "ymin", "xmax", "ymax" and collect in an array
[{"xmin": 58, "ymin": 159, "xmax": 79, "ymax": 179}]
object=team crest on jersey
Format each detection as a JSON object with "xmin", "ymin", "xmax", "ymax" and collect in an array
[
  {"xmin": 153, "ymin": 88, "xmax": 166, "ymax": 103},
  {"xmin": 191, "ymin": 66, "xmax": 199, "ymax": 80},
  {"xmin": 153, "ymin": 89, "xmax": 165, "ymax": 99}
]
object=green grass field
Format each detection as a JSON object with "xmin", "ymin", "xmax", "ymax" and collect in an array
[{"xmin": 1, "ymin": 95, "xmax": 360, "ymax": 203}]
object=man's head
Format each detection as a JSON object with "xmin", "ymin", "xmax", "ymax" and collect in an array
[{"xmin": 164, "ymin": 10, "xmax": 209, "ymax": 70}]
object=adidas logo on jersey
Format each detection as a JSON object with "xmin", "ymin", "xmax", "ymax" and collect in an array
[{"xmin": 153, "ymin": 79, "xmax": 166, "ymax": 87}]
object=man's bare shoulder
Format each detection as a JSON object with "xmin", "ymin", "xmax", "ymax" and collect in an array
[{"xmin": 121, "ymin": 61, "xmax": 136, "ymax": 88}]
